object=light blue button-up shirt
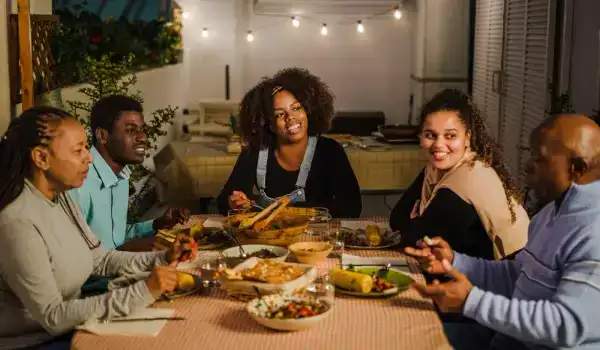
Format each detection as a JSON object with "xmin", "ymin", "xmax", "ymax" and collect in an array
[{"xmin": 69, "ymin": 147, "xmax": 155, "ymax": 249}]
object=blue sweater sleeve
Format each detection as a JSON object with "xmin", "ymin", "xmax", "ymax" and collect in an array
[
  {"xmin": 463, "ymin": 260, "xmax": 600, "ymax": 347},
  {"xmin": 454, "ymin": 252, "xmax": 520, "ymax": 297}
]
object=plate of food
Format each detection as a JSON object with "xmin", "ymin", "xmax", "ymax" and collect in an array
[
  {"xmin": 247, "ymin": 294, "xmax": 333, "ymax": 331},
  {"xmin": 219, "ymin": 258, "xmax": 317, "ymax": 297},
  {"xmin": 221, "ymin": 244, "xmax": 289, "ymax": 267},
  {"xmin": 155, "ymin": 222, "xmax": 232, "ymax": 250},
  {"xmin": 109, "ymin": 271, "xmax": 203, "ymax": 300},
  {"xmin": 339, "ymin": 223, "xmax": 401, "ymax": 250},
  {"xmin": 329, "ymin": 266, "xmax": 413, "ymax": 298}
]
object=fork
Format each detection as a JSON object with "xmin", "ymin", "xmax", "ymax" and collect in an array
[{"xmin": 375, "ymin": 263, "xmax": 392, "ymax": 279}]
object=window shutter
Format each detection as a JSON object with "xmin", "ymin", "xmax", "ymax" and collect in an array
[
  {"xmin": 472, "ymin": 0, "xmax": 505, "ymax": 140},
  {"xmin": 500, "ymin": 0, "xmax": 555, "ymax": 184}
]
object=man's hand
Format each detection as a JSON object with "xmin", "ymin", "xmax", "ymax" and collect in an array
[
  {"xmin": 404, "ymin": 236, "xmax": 454, "ymax": 274},
  {"xmin": 165, "ymin": 233, "xmax": 197, "ymax": 263},
  {"xmin": 411, "ymin": 259, "xmax": 473, "ymax": 313},
  {"xmin": 153, "ymin": 207, "xmax": 190, "ymax": 230}
]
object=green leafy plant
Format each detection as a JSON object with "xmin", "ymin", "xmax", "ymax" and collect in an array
[
  {"xmin": 52, "ymin": 4, "xmax": 182, "ymax": 86},
  {"xmin": 65, "ymin": 54, "xmax": 178, "ymax": 221}
]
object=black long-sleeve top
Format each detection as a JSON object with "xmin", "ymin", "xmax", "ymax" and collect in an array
[
  {"xmin": 217, "ymin": 136, "xmax": 362, "ymax": 218},
  {"xmin": 390, "ymin": 169, "xmax": 494, "ymax": 260}
]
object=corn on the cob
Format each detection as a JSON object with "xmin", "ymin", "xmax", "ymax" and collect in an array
[{"xmin": 365, "ymin": 224, "xmax": 381, "ymax": 246}]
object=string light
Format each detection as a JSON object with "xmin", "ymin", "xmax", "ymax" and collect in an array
[
  {"xmin": 356, "ymin": 20, "xmax": 365, "ymax": 33},
  {"xmin": 393, "ymin": 7, "xmax": 402, "ymax": 19},
  {"xmin": 291, "ymin": 16, "xmax": 300, "ymax": 28},
  {"xmin": 182, "ymin": 12, "xmax": 190, "ymax": 19},
  {"xmin": 202, "ymin": 28, "xmax": 208, "ymax": 38},
  {"xmin": 246, "ymin": 30, "xmax": 254, "ymax": 42},
  {"xmin": 320, "ymin": 23, "xmax": 328, "ymax": 36}
]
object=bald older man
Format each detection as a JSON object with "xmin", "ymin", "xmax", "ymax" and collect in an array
[{"xmin": 406, "ymin": 114, "xmax": 600, "ymax": 349}]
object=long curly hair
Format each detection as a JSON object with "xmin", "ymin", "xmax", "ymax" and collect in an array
[
  {"xmin": 418, "ymin": 89, "xmax": 522, "ymax": 222},
  {"xmin": 239, "ymin": 67, "xmax": 335, "ymax": 150}
]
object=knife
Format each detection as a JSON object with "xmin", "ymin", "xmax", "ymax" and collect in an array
[{"xmin": 104, "ymin": 316, "xmax": 186, "ymax": 323}]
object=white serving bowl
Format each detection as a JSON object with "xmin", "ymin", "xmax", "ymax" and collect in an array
[
  {"xmin": 246, "ymin": 294, "xmax": 333, "ymax": 332},
  {"xmin": 221, "ymin": 244, "xmax": 289, "ymax": 262}
]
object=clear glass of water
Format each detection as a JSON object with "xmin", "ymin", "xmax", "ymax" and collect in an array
[
  {"xmin": 305, "ymin": 208, "xmax": 331, "ymax": 236},
  {"xmin": 325, "ymin": 229, "xmax": 345, "ymax": 261},
  {"xmin": 199, "ymin": 253, "xmax": 227, "ymax": 288},
  {"xmin": 304, "ymin": 274, "xmax": 335, "ymax": 307}
]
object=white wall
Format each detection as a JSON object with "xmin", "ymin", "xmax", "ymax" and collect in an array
[
  {"xmin": 410, "ymin": 0, "xmax": 470, "ymax": 121},
  {"xmin": 179, "ymin": 0, "xmax": 414, "ymax": 124},
  {"xmin": 569, "ymin": 0, "xmax": 600, "ymax": 115}
]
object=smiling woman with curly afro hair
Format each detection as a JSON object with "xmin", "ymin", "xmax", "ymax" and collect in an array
[{"xmin": 217, "ymin": 67, "xmax": 362, "ymax": 218}]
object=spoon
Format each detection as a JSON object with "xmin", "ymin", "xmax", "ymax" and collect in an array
[{"xmin": 222, "ymin": 227, "xmax": 247, "ymax": 258}]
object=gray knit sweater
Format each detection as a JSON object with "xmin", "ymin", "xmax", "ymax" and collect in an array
[{"xmin": 0, "ymin": 180, "xmax": 166, "ymax": 349}]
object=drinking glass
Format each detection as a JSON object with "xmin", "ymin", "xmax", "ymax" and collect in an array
[
  {"xmin": 199, "ymin": 252, "xmax": 227, "ymax": 288},
  {"xmin": 304, "ymin": 274, "xmax": 335, "ymax": 307},
  {"xmin": 324, "ymin": 229, "xmax": 345, "ymax": 262},
  {"xmin": 305, "ymin": 207, "xmax": 331, "ymax": 236}
]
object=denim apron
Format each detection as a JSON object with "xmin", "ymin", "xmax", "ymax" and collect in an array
[{"xmin": 256, "ymin": 136, "xmax": 318, "ymax": 207}]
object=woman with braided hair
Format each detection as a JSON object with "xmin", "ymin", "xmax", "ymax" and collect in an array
[
  {"xmin": 217, "ymin": 67, "xmax": 362, "ymax": 218},
  {"xmin": 0, "ymin": 107, "xmax": 195, "ymax": 349},
  {"xmin": 390, "ymin": 89, "xmax": 529, "ymax": 261}
]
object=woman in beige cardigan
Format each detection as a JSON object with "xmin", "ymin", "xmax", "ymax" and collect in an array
[{"xmin": 390, "ymin": 89, "xmax": 529, "ymax": 261}]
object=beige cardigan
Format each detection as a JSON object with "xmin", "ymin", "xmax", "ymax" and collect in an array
[{"xmin": 420, "ymin": 156, "xmax": 529, "ymax": 259}]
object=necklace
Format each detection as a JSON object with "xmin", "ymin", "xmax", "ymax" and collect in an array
[{"xmin": 57, "ymin": 194, "xmax": 100, "ymax": 249}]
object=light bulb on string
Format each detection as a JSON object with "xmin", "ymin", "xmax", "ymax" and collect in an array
[
  {"xmin": 393, "ymin": 7, "xmax": 402, "ymax": 19},
  {"xmin": 292, "ymin": 16, "xmax": 300, "ymax": 28},
  {"xmin": 246, "ymin": 30, "xmax": 254, "ymax": 42},
  {"xmin": 356, "ymin": 20, "xmax": 365, "ymax": 33},
  {"xmin": 202, "ymin": 28, "xmax": 208, "ymax": 38},
  {"xmin": 321, "ymin": 23, "xmax": 328, "ymax": 36},
  {"xmin": 182, "ymin": 12, "xmax": 190, "ymax": 19}
]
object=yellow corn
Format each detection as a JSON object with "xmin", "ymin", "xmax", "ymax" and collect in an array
[
  {"xmin": 330, "ymin": 268, "xmax": 373, "ymax": 293},
  {"xmin": 365, "ymin": 224, "xmax": 381, "ymax": 246}
]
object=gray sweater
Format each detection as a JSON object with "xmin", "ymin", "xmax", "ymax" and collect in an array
[{"xmin": 0, "ymin": 180, "xmax": 166, "ymax": 349}]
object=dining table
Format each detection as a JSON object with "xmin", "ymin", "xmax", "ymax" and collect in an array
[{"xmin": 71, "ymin": 216, "xmax": 452, "ymax": 350}]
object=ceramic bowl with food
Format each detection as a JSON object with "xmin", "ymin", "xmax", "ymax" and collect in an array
[
  {"xmin": 288, "ymin": 242, "xmax": 333, "ymax": 265},
  {"xmin": 221, "ymin": 244, "xmax": 289, "ymax": 267},
  {"xmin": 247, "ymin": 294, "xmax": 333, "ymax": 331}
]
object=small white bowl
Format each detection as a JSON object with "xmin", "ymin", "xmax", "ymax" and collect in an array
[
  {"xmin": 221, "ymin": 244, "xmax": 289, "ymax": 262},
  {"xmin": 247, "ymin": 294, "xmax": 333, "ymax": 332}
]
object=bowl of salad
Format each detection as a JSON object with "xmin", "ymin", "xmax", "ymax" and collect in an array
[{"xmin": 246, "ymin": 294, "xmax": 333, "ymax": 331}]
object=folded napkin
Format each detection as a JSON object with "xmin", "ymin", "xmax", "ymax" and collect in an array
[
  {"xmin": 340, "ymin": 220, "xmax": 390, "ymax": 231},
  {"xmin": 341, "ymin": 254, "xmax": 408, "ymax": 267},
  {"xmin": 203, "ymin": 217, "xmax": 225, "ymax": 228},
  {"xmin": 76, "ymin": 307, "xmax": 174, "ymax": 336}
]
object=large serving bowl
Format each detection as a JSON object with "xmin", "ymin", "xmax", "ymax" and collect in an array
[
  {"xmin": 247, "ymin": 294, "xmax": 333, "ymax": 332},
  {"xmin": 225, "ymin": 212, "xmax": 309, "ymax": 247},
  {"xmin": 219, "ymin": 257, "xmax": 317, "ymax": 298}
]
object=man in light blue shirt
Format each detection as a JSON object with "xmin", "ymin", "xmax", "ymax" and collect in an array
[{"xmin": 70, "ymin": 95, "xmax": 188, "ymax": 250}]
